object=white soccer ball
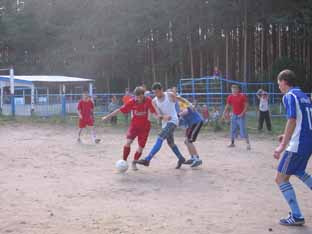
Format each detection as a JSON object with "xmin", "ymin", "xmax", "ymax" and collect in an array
[{"xmin": 115, "ymin": 160, "xmax": 128, "ymax": 173}]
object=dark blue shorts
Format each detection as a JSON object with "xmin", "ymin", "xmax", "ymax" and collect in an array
[{"xmin": 278, "ymin": 151, "xmax": 311, "ymax": 176}]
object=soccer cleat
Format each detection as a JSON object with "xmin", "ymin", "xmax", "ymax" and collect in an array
[
  {"xmin": 176, "ymin": 158, "xmax": 186, "ymax": 169},
  {"xmin": 227, "ymin": 143, "xmax": 235, "ymax": 148},
  {"xmin": 191, "ymin": 159, "xmax": 203, "ymax": 168},
  {"xmin": 77, "ymin": 138, "xmax": 82, "ymax": 143},
  {"xmin": 279, "ymin": 213, "xmax": 305, "ymax": 226},
  {"xmin": 131, "ymin": 161, "xmax": 138, "ymax": 171},
  {"xmin": 184, "ymin": 158, "xmax": 194, "ymax": 165},
  {"xmin": 246, "ymin": 144, "xmax": 251, "ymax": 150},
  {"xmin": 134, "ymin": 159, "xmax": 150, "ymax": 167},
  {"xmin": 95, "ymin": 139, "xmax": 101, "ymax": 144}
]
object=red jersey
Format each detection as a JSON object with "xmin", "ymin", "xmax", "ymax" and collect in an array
[
  {"xmin": 78, "ymin": 100, "xmax": 94, "ymax": 120},
  {"xmin": 226, "ymin": 93, "xmax": 247, "ymax": 115},
  {"xmin": 120, "ymin": 97, "xmax": 156, "ymax": 126}
]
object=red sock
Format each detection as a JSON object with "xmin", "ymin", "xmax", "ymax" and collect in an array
[
  {"xmin": 123, "ymin": 146, "xmax": 131, "ymax": 161},
  {"xmin": 134, "ymin": 151, "xmax": 142, "ymax": 161}
]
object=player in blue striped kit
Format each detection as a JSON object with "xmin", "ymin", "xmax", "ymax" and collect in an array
[{"xmin": 274, "ymin": 70, "xmax": 312, "ymax": 226}]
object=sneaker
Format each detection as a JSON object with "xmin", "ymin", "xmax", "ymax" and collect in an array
[
  {"xmin": 279, "ymin": 213, "xmax": 305, "ymax": 226},
  {"xmin": 131, "ymin": 161, "xmax": 138, "ymax": 171},
  {"xmin": 191, "ymin": 158, "xmax": 203, "ymax": 168},
  {"xmin": 246, "ymin": 144, "xmax": 251, "ymax": 150},
  {"xmin": 94, "ymin": 139, "xmax": 101, "ymax": 144},
  {"xmin": 134, "ymin": 159, "xmax": 150, "ymax": 167},
  {"xmin": 77, "ymin": 138, "xmax": 82, "ymax": 143},
  {"xmin": 227, "ymin": 143, "xmax": 235, "ymax": 148},
  {"xmin": 176, "ymin": 158, "xmax": 186, "ymax": 169},
  {"xmin": 184, "ymin": 158, "xmax": 194, "ymax": 165}
]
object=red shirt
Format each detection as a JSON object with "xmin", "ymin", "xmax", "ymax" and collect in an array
[
  {"xmin": 227, "ymin": 93, "xmax": 247, "ymax": 115},
  {"xmin": 78, "ymin": 100, "xmax": 94, "ymax": 119},
  {"xmin": 120, "ymin": 97, "xmax": 156, "ymax": 126}
]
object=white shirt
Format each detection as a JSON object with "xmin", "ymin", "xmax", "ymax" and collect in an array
[
  {"xmin": 259, "ymin": 97, "xmax": 269, "ymax": 112},
  {"xmin": 153, "ymin": 92, "xmax": 179, "ymax": 128}
]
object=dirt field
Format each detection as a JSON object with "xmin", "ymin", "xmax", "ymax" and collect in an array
[{"xmin": 0, "ymin": 122, "xmax": 311, "ymax": 234}]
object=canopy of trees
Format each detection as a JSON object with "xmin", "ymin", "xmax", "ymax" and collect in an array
[{"xmin": 0, "ymin": 0, "xmax": 312, "ymax": 92}]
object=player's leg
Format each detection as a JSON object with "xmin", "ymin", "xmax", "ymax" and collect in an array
[
  {"xmin": 276, "ymin": 151, "xmax": 305, "ymax": 226},
  {"xmin": 184, "ymin": 121, "xmax": 203, "ymax": 167},
  {"xmin": 124, "ymin": 125, "xmax": 137, "ymax": 161},
  {"xmin": 166, "ymin": 123, "xmax": 186, "ymax": 169},
  {"xmin": 229, "ymin": 115, "xmax": 238, "ymax": 147},
  {"xmin": 89, "ymin": 125, "xmax": 101, "ymax": 144},
  {"xmin": 78, "ymin": 119, "xmax": 86, "ymax": 142},
  {"xmin": 132, "ymin": 126, "xmax": 150, "ymax": 170},
  {"xmin": 295, "ymin": 154, "xmax": 312, "ymax": 190},
  {"xmin": 134, "ymin": 126, "xmax": 166, "ymax": 166},
  {"xmin": 258, "ymin": 111, "xmax": 264, "ymax": 131},
  {"xmin": 264, "ymin": 111, "xmax": 272, "ymax": 131},
  {"xmin": 239, "ymin": 116, "xmax": 250, "ymax": 150}
]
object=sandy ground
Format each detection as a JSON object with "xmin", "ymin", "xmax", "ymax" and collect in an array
[{"xmin": 0, "ymin": 122, "xmax": 311, "ymax": 234}]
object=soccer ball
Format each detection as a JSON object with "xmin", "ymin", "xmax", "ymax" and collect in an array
[{"xmin": 115, "ymin": 160, "xmax": 128, "ymax": 173}]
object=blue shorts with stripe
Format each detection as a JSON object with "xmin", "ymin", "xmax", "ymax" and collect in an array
[{"xmin": 278, "ymin": 151, "xmax": 311, "ymax": 176}]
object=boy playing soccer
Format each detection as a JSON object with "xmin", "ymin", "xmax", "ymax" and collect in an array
[
  {"xmin": 134, "ymin": 82, "xmax": 186, "ymax": 169},
  {"xmin": 77, "ymin": 92, "xmax": 100, "ymax": 144},
  {"xmin": 179, "ymin": 102, "xmax": 204, "ymax": 168},
  {"xmin": 274, "ymin": 70, "xmax": 312, "ymax": 226},
  {"xmin": 102, "ymin": 86, "xmax": 158, "ymax": 171},
  {"xmin": 222, "ymin": 84, "xmax": 251, "ymax": 150}
]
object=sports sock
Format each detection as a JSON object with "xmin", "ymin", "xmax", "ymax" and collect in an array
[
  {"xmin": 145, "ymin": 137, "xmax": 163, "ymax": 161},
  {"xmin": 123, "ymin": 146, "xmax": 131, "ymax": 161},
  {"xmin": 134, "ymin": 151, "xmax": 142, "ymax": 161},
  {"xmin": 279, "ymin": 182, "xmax": 303, "ymax": 218},
  {"xmin": 91, "ymin": 129, "xmax": 96, "ymax": 143},
  {"xmin": 297, "ymin": 173, "xmax": 312, "ymax": 190},
  {"xmin": 170, "ymin": 145, "xmax": 184, "ymax": 160}
]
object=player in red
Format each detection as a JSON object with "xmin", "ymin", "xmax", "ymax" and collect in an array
[
  {"xmin": 77, "ymin": 92, "xmax": 101, "ymax": 144},
  {"xmin": 102, "ymin": 86, "xmax": 159, "ymax": 170}
]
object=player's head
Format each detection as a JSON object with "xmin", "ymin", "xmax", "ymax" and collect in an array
[
  {"xmin": 231, "ymin": 85, "xmax": 240, "ymax": 95},
  {"xmin": 277, "ymin": 69, "xmax": 296, "ymax": 94},
  {"xmin": 134, "ymin": 86, "xmax": 145, "ymax": 103},
  {"xmin": 82, "ymin": 91, "xmax": 89, "ymax": 101},
  {"xmin": 152, "ymin": 82, "xmax": 163, "ymax": 98}
]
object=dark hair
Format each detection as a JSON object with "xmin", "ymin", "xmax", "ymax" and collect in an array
[
  {"xmin": 277, "ymin": 69, "xmax": 296, "ymax": 87},
  {"xmin": 231, "ymin": 84, "xmax": 240, "ymax": 90},
  {"xmin": 134, "ymin": 86, "xmax": 145, "ymax": 96},
  {"xmin": 152, "ymin": 82, "xmax": 162, "ymax": 90}
]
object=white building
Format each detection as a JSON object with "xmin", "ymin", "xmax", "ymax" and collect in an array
[{"xmin": 0, "ymin": 76, "xmax": 94, "ymax": 116}]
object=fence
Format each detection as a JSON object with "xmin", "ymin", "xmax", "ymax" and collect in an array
[{"xmin": 0, "ymin": 92, "xmax": 296, "ymax": 118}]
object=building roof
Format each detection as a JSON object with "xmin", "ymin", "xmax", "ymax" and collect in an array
[{"xmin": 0, "ymin": 76, "xmax": 94, "ymax": 85}]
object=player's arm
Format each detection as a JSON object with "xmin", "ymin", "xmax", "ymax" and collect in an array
[
  {"xmin": 179, "ymin": 108, "xmax": 189, "ymax": 117},
  {"xmin": 274, "ymin": 94, "xmax": 297, "ymax": 159},
  {"xmin": 77, "ymin": 102, "xmax": 83, "ymax": 119},
  {"xmin": 101, "ymin": 109, "xmax": 121, "ymax": 121},
  {"xmin": 239, "ymin": 100, "xmax": 248, "ymax": 117},
  {"xmin": 151, "ymin": 99, "xmax": 171, "ymax": 121},
  {"xmin": 176, "ymin": 96, "xmax": 193, "ymax": 108},
  {"xmin": 222, "ymin": 104, "xmax": 230, "ymax": 119}
]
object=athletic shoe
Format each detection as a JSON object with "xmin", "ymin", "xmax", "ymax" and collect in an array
[
  {"xmin": 77, "ymin": 138, "xmax": 81, "ymax": 143},
  {"xmin": 191, "ymin": 158, "xmax": 203, "ymax": 168},
  {"xmin": 246, "ymin": 144, "xmax": 251, "ymax": 150},
  {"xmin": 95, "ymin": 139, "xmax": 101, "ymax": 144},
  {"xmin": 134, "ymin": 159, "xmax": 150, "ymax": 167},
  {"xmin": 184, "ymin": 158, "xmax": 194, "ymax": 165},
  {"xmin": 227, "ymin": 143, "xmax": 235, "ymax": 147},
  {"xmin": 176, "ymin": 158, "xmax": 186, "ymax": 169},
  {"xmin": 279, "ymin": 213, "xmax": 305, "ymax": 226},
  {"xmin": 132, "ymin": 161, "xmax": 138, "ymax": 171}
]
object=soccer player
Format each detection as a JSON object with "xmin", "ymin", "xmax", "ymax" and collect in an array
[
  {"xmin": 274, "ymin": 70, "xmax": 312, "ymax": 226},
  {"xmin": 134, "ymin": 82, "xmax": 186, "ymax": 169},
  {"xmin": 77, "ymin": 92, "xmax": 100, "ymax": 144},
  {"xmin": 179, "ymin": 102, "xmax": 204, "ymax": 168},
  {"xmin": 102, "ymin": 86, "xmax": 158, "ymax": 171},
  {"xmin": 222, "ymin": 84, "xmax": 251, "ymax": 150}
]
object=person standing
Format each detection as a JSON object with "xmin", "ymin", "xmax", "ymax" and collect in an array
[
  {"xmin": 256, "ymin": 89, "xmax": 272, "ymax": 131},
  {"xmin": 107, "ymin": 96, "xmax": 119, "ymax": 125},
  {"xmin": 222, "ymin": 84, "xmax": 251, "ymax": 150},
  {"xmin": 273, "ymin": 69, "xmax": 312, "ymax": 226}
]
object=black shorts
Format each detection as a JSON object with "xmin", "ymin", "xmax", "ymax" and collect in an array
[{"xmin": 186, "ymin": 121, "xmax": 203, "ymax": 143}]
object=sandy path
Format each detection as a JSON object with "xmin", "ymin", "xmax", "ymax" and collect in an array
[{"xmin": 0, "ymin": 123, "xmax": 311, "ymax": 234}]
